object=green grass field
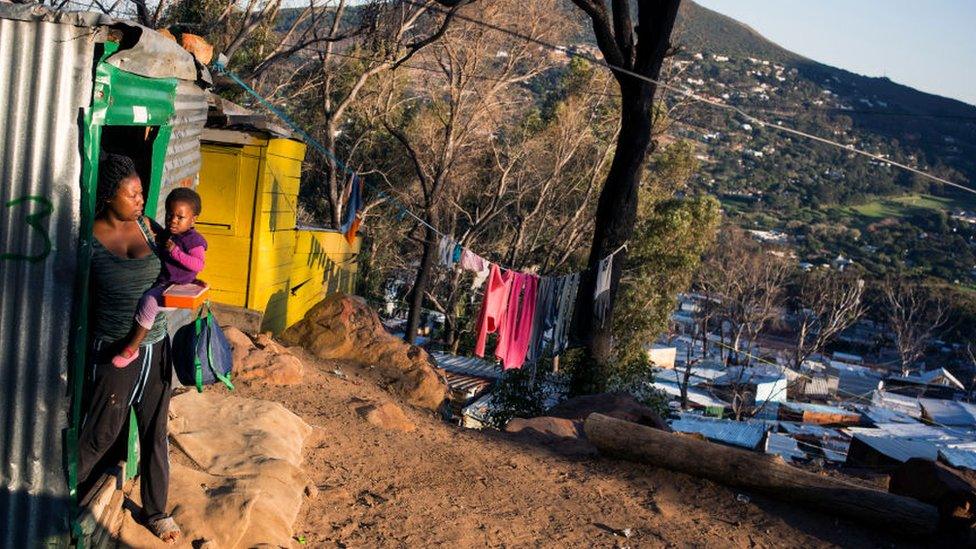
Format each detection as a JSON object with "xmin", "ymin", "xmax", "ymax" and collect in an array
[{"xmin": 834, "ymin": 193, "xmax": 976, "ymax": 226}]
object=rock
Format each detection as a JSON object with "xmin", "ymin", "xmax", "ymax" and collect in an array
[
  {"xmin": 548, "ymin": 392, "xmax": 671, "ymax": 432},
  {"xmin": 282, "ymin": 294, "xmax": 447, "ymax": 410},
  {"xmin": 223, "ymin": 326, "xmax": 256, "ymax": 373},
  {"xmin": 157, "ymin": 392, "xmax": 314, "ymax": 548},
  {"xmin": 890, "ymin": 458, "xmax": 976, "ymax": 532},
  {"xmin": 178, "ymin": 32, "xmax": 214, "ymax": 64},
  {"xmin": 356, "ymin": 401, "xmax": 417, "ymax": 433},
  {"xmin": 226, "ymin": 328, "xmax": 304, "ymax": 385},
  {"xmin": 505, "ymin": 417, "xmax": 583, "ymax": 439}
]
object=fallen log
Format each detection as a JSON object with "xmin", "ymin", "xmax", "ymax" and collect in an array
[{"xmin": 583, "ymin": 413, "xmax": 939, "ymax": 535}]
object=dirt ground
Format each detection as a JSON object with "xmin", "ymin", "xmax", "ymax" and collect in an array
[{"xmin": 226, "ymin": 346, "xmax": 925, "ymax": 549}]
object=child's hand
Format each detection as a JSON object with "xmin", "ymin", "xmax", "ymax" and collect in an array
[{"xmin": 165, "ymin": 238, "xmax": 176, "ymax": 252}]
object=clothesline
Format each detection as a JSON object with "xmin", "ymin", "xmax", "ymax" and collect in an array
[{"xmin": 212, "ymin": 60, "xmax": 629, "ymax": 279}]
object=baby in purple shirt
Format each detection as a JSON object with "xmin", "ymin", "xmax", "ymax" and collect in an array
[{"xmin": 113, "ymin": 188, "xmax": 207, "ymax": 367}]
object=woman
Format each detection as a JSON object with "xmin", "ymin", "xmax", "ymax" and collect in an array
[{"xmin": 76, "ymin": 154, "xmax": 181, "ymax": 544}]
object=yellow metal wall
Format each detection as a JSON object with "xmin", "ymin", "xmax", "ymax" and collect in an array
[{"xmin": 196, "ymin": 131, "xmax": 360, "ymax": 333}]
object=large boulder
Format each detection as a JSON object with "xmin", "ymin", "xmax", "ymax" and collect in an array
[
  {"xmin": 224, "ymin": 327, "xmax": 304, "ymax": 385},
  {"xmin": 547, "ymin": 392, "xmax": 671, "ymax": 432},
  {"xmin": 505, "ymin": 417, "xmax": 583, "ymax": 439},
  {"xmin": 282, "ymin": 294, "xmax": 447, "ymax": 410},
  {"xmin": 889, "ymin": 458, "xmax": 976, "ymax": 534}
]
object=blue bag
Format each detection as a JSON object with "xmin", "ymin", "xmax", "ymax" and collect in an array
[{"xmin": 173, "ymin": 303, "xmax": 235, "ymax": 392}]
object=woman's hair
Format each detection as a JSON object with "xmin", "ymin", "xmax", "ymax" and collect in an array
[
  {"xmin": 96, "ymin": 154, "xmax": 138, "ymax": 213},
  {"xmin": 165, "ymin": 187, "xmax": 202, "ymax": 215}
]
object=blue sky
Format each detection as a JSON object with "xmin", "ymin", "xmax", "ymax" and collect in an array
[{"xmin": 694, "ymin": 0, "xmax": 976, "ymax": 106}]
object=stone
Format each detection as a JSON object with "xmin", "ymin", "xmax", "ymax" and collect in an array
[
  {"xmin": 178, "ymin": 33, "xmax": 214, "ymax": 64},
  {"xmin": 505, "ymin": 417, "xmax": 583, "ymax": 439},
  {"xmin": 282, "ymin": 294, "xmax": 447, "ymax": 410},
  {"xmin": 120, "ymin": 392, "xmax": 316, "ymax": 548},
  {"xmin": 548, "ymin": 392, "xmax": 671, "ymax": 431},
  {"xmin": 226, "ymin": 328, "xmax": 304, "ymax": 385},
  {"xmin": 356, "ymin": 401, "xmax": 417, "ymax": 433}
]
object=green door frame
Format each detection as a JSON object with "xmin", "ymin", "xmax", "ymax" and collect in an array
[{"xmin": 68, "ymin": 39, "xmax": 179, "ymax": 529}]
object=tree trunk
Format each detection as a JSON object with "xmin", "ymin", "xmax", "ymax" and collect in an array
[
  {"xmin": 572, "ymin": 85, "xmax": 655, "ymax": 392},
  {"xmin": 405, "ymin": 225, "xmax": 437, "ymax": 344},
  {"xmin": 584, "ymin": 413, "xmax": 939, "ymax": 535}
]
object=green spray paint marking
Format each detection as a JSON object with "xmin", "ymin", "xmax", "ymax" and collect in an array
[{"xmin": 2, "ymin": 195, "xmax": 53, "ymax": 263}]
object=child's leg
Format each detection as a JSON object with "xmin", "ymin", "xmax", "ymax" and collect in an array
[{"xmin": 113, "ymin": 286, "xmax": 165, "ymax": 368}]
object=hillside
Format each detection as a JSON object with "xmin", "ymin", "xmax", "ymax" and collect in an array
[{"xmin": 665, "ymin": 1, "xmax": 976, "ymax": 284}]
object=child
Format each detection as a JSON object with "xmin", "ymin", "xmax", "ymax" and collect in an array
[{"xmin": 113, "ymin": 188, "xmax": 207, "ymax": 367}]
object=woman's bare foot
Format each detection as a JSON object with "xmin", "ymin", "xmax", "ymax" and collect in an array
[{"xmin": 147, "ymin": 515, "xmax": 181, "ymax": 544}]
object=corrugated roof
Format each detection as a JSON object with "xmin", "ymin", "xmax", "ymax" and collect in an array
[
  {"xmin": 432, "ymin": 351, "xmax": 503, "ymax": 379},
  {"xmin": 780, "ymin": 422, "xmax": 846, "ymax": 439},
  {"xmin": 889, "ymin": 368, "xmax": 965, "ymax": 390},
  {"xmin": 854, "ymin": 404, "xmax": 920, "ymax": 425},
  {"xmin": 940, "ymin": 446, "xmax": 976, "ymax": 470},
  {"xmin": 649, "ymin": 380, "xmax": 729, "ymax": 408},
  {"xmin": 0, "ymin": 10, "xmax": 99, "ymax": 546},
  {"xmin": 670, "ymin": 416, "xmax": 768, "ymax": 449},
  {"xmin": 765, "ymin": 432, "xmax": 807, "ymax": 462},
  {"xmin": 444, "ymin": 371, "xmax": 493, "ymax": 401},
  {"xmin": 871, "ymin": 390, "xmax": 922, "ymax": 418},
  {"xmin": 918, "ymin": 398, "xmax": 976, "ymax": 428},
  {"xmin": 655, "ymin": 366, "xmax": 726, "ymax": 386},
  {"xmin": 781, "ymin": 401, "xmax": 859, "ymax": 417},
  {"xmin": 850, "ymin": 433, "xmax": 940, "ymax": 463},
  {"xmin": 802, "ymin": 374, "xmax": 838, "ymax": 397}
]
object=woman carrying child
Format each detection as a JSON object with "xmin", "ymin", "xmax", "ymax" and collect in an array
[{"xmin": 76, "ymin": 154, "xmax": 208, "ymax": 544}]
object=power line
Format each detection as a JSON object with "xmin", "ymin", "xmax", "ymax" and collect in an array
[
  {"xmin": 402, "ymin": 0, "xmax": 976, "ymax": 197},
  {"xmin": 213, "ymin": 60, "xmax": 628, "ymax": 276}
]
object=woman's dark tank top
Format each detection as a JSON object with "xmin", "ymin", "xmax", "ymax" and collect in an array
[{"xmin": 90, "ymin": 237, "xmax": 167, "ymax": 344}]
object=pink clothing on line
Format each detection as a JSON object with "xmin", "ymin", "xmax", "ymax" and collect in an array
[
  {"xmin": 495, "ymin": 272, "xmax": 538, "ymax": 370},
  {"xmin": 474, "ymin": 264, "xmax": 513, "ymax": 358},
  {"xmin": 459, "ymin": 249, "xmax": 487, "ymax": 272}
]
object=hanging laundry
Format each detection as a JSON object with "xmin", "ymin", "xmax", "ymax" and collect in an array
[
  {"xmin": 495, "ymin": 272, "xmax": 538, "ymax": 370},
  {"xmin": 527, "ymin": 276, "xmax": 556, "ymax": 364},
  {"xmin": 474, "ymin": 264, "xmax": 513, "ymax": 357},
  {"xmin": 452, "ymin": 243, "xmax": 463, "ymax": 264},
  {"xmin": 340, "ymin": 174, "xmax": 363, "ymax": 244},
  {"xmin": 552, "ymin": 273, "xmax": 580, "ymax": 355},
  {"xmin": 593, "ymin": 255, "xmax": 613, "ymax": 326},
  {"xmin": 437, "ymin": 235, "xmax": 457, "ymax": 268},
  {"xmin": 460, "ymin": 249, "xmax": 491, "ymax": 291},
  {"xmin": 527, "ymin": 272, "xmax": 581, "ymax": 363}
]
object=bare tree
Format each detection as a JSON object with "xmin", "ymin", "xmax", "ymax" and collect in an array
[
  {"xmin": 384, "ymin": 0, "xmax": 568, "ymax": 343},
  {"xmin": 880, "ymin": 277, "xmax": 951, "ymax": 375},
  {"xmin": 787, "ymin": 269, "xmax": 866, "ymax": 372},
  {"xmin": 698, "ymin": 228, "xmax": 790, "ymax": 367}
]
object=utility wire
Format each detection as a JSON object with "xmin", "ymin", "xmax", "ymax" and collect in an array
[
  {"xmin": 212, "ymin": 60, "xmax": 627, "ymax": 276},
  {"xmin": 402, "ymin": 0, "xmax": 976, "ymax": 197}
]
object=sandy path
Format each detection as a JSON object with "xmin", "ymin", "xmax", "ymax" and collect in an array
[{"xmin": 233, "ymin": 347, "xmax": 920, "ymax": 549}]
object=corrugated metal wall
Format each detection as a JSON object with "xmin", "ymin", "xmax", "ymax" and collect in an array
[
  {"xmin": 155, "ymin": 80, "xmax": 208, "ymax": 220},
  {"xmin": 0, "ymin": 15, "xmax": 97, "ymax": 548}
]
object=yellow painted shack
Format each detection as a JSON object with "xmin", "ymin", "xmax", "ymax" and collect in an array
[{"xmin": 195, "ymin": 127, "xmax": 360, "ymax": 333}]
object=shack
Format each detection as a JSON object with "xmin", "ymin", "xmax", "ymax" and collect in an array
[
  {"xmin": 0, "ymin": 5, "xmax": 208, "ymax": 546},
  {"xmin": 194, "ymin": 104, "xmax": 361, "ymax": 333}
]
